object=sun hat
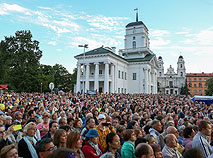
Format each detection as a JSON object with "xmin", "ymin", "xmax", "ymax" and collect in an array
[
  {"xmin": 85, "ymin": 129, "xmax": 99, "ymax": 138},
  {"xmin": 97, "ymin": 114, "xmax": 106, "ymax": 120}
]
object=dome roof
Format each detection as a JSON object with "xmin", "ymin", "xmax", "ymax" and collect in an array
[
  {"xmin": 126, "ymin": 21, "xmax": 148, "ymax": 30},
  {"xmin": 179, "ymin": 55, "xmax": 183, "ymax": 59},
  {"xmin": 158, "ymin": 56, "xmax": 162, "ymax": 60}
]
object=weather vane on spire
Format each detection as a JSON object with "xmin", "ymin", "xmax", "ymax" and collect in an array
[{"xmin": 134, "ymin": 8, "xmax": 138, "ymax": 22}]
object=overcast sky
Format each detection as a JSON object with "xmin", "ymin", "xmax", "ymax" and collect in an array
[{"xmin": 0, "ymin": 0, "xmax": 213, "ymax": 73}]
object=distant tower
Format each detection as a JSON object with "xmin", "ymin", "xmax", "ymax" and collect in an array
[
  {"xmin": 124, "ymin": 9, "xmax": 150, "ymax": 50},
  {"xmin": 157, "ymin": 56, "xmax": 164, "ymax": 77},
  {"xmin": 177, "ymin": 55, "xmax": 186, "ymax": 77}
]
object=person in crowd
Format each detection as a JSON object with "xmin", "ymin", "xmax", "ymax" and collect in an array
[
  {"xmin": 73, "ymin": 119, "xmax": 82, "ymax": 133},
  {"xmin": 0, "ymin": 125, "xmax": 13, "ymax": 150},
  {"xmin": 36, "ymin": 112, "xmax": 50, "ymax": 138},
  {"xmin": 112, "ymin": 118, "xmax": 119, "ymax": 130},
  {"xmin": 53, "ymin": 129, "xmax": 67, "ymax": 148},
  {"xmin": 67, "ymin": 131, "xmax": 85, "ymax": 158},
  {"xmin": 149, "ymin": 120, "xmax": 162, "ymax": 144},
  {"xmin": 162, "ymin": 134, "xmax": 182, "ymax": 158},
  {"xmin": 0, "ymin": 144, "xmax": 19, "ymax": 158},
  {"xmin": 182, "ymin": 126, "xmax": 195, "ymax": 150},
  {"xmin": 4, "ymin": 116, "xmax": 13, "ymax": 130},
  {"xmin": 35, "ymin": 138, "xmax": 56, "ymax": 158},
  {"xmin": 150, "ymin": 144, "xmax": 163, "ymax": 158},
  {"xmin": 49, "ymin": 147, "xmax": 80, "ymax": 158},
  {"xmin": 183, "ymin": 148, "xmax": 203, "ymax": 158},
  {"xmin": 82, "ymin": 128, "xmax": 104, "ymax": 158},
  {"xmin": 105, "ymin": 132, "xmax": 121, "ymax": 158},
  {"xmin": 135, "ymin": 138, "xmax": 147, "ymax": 148},
  {"xmin": 128, "ymin": 120, "xmax": 139, "ymax": 129},
  {"xmin": 18, "ymin": 122, "xmax": 38, "ymax": 158},
  {"xmin": 95, "ymin": 114, "xmax": 116, "ymax": 149},
  {"xmin": 42, "ymin": 121, "xmax": 58, "ymax": 139},
  {"xmin": 60, "ymin": 125, "xmax": 72, "ymax": 135},
  {"xmin": 166, "ymin": 126, "xmax": 185, "ymax": 154},
  {"xmin": 135, "ymin": 143, "xmax": 155, "ymax": 158},
  {"xmin": 58, "ymin": 117, "xmax": 67, "ymax": 127},
  {"xmin": 145, "ymin": 134, "xmax": 157, "ymax": 145},
  {"xmin": 81, "ymin": 118, "xmax": 96, "ymax": 140},
  {"xmin": 121, "ymin": 129, "xmax": 136, "ymax": 158},
  {"xmin": 14, "ymin": 111, "xmax": 23, "ymax": 124},
  {"xmin": 7, "ymin": 123, "xmax": 23, "ymax": 145},
  {"xmin": 192, "ymin": 120, "xmax": 212, "ymax": 158},
  {"xmin": 116, "ymin": 125, "xmax": 125, "ymax": 145}
]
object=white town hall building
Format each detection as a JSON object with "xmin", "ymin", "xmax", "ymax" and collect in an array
[{"xmin": 75, "ymin": 17, "xmax": 159, "ymax": 94}]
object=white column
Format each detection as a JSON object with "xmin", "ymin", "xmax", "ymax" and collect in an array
[
  {"xmin": 85, "ymin": 63, "xmax": 90, "ymax": 93},
  {"xmin": 94, "ymin": 62, "xmax": 99, "ymax": 92},
  {"xmin": 76, "ymin": 63, "xmax": 81, "ymax": 93},
  {"xmin": 114, "ymin": 64, "xmax": 118, "ymax": 93},
  {"xmin": 145, "ymin": 68, "xmax": 148, "ymax": 94},
  {"xmin": 111, "ymin": 64, "xmax": 115, "ymax": 93},
  {"xmin": 104, "ymin": 62, "xmax": 109, "ymax": 93}
]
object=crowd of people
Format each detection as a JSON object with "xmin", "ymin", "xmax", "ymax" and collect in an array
[{"xmin": 0, "ymin": 92, "xmax": 213, "ymax": 158}]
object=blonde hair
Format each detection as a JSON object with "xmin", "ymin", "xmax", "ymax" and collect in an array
[
  {"xmin": 23, "ymin": 122, "xmax": 36, "ymax": 136},
  {"xmin": 1, "ymin": 144, "xmax": 17, "ymax": 158}
]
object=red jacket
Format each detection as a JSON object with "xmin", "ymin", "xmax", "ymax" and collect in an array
[{"xmin": 82, "ymin": 141, "xmax": 104, "ymax": 158}]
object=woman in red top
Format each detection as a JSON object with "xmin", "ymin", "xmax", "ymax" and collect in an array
[{"xmin": 82, "ymin": 129, "xmax": 104, "ymax": 158}]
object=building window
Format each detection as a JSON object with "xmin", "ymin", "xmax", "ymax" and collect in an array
[
  {"xmin": 194, "ymin": 90, "xmax": 197, "ymax": 93},
  {"xmin": 118, "ymin": 70, "xmax": 120, "ymax": 78},
  {"xmin": 169, "ymin": 81, "xmax": 173, "ymax": 87},
  {"xmin": 118, "ymin": 88, "xmax": 120, "ymax": 93},
  {"xmin": 133, "ymin": 36, "xmax": 135, "ymax": 40},
  {"xmin": 159, "ymin": 72, "xmax": 162, "ymax": 77},
  {"xmin": 125, "ymin": 72, "xmax": 127, "ymax": 80},
  {"xmin": 133, "ymin": 73, "xmax": 136, "ymax": 80},
  {"xmin": 99, "ymin": 70, "xmax": 102, "ymax": 74},
  {"xmin": 199, "ymin": 83, "xmax": 202, "ymax": 88},
  {"xmin": 199, "ymin": 78, "xmax": 202, "ymax": 82},
  {"xmin": 199, "ymin": 90, "xmax": 202, "ymax": 93},
  {"xmin": 121, "ymin": 88, "xmax": 123, "ymax": 93},
  {"xmin": 132, "ymin": 41, "xmax": 136, "ymax": 48},
  {"xmin": 124, "ymin": 88, "xmax": 126, "ymax": 94},
  {"xmin": 194, "ymin": 78, "xmax": 197, "ymax": 81},
  {"xmin": 204, "ymin": 78, "xmax": 207, "ymax": 82},
  {"xmin": 204, "ymin": 84, "xmax": 207, "ymax": 88},
  {"xmin": 194, "ymin": 84, "xmax": 197, "ymax": 87},
  {"xmin": 122, "ymin": 71, "xmax": 124, "ymax": 79},
  {"xmin": 180, "ymin": 64, "xmax": 182, "ymax": 68},
  {"xmin": 189, "ymin": 83, "xmax": 192, "ymax": 87},
  {"xmin": 189, "ymin": 78, "xmax": 191, "ymax": 82},
  {"xmin": 180, "ymin": 72, "xmax": 183, "ymax": 76}
]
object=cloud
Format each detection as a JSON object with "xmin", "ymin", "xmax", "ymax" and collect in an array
[
  {"xmin": 150, "ymin": 30, "xmax": 170, "ymax": 37},
  {"xmin": 150, "ymin": 37, "xmax": 171, "ymax": 49},
  {"xmin": 0, "ymin": 3, "xmax": 31, "ymax": 15},
  {"xmin": 48, "ymin": 41, "xmax": 57, "ymax": 45},
  {"xmin": 38, "ymin": 6, "xmax": 52, "ymax": 10},
  {"xmin": 176, "ymin": 31, "xmax": 189, "ymax": 35}
]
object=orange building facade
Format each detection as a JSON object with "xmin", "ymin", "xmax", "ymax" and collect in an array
[{"xmin": 186, "ymin": 73, "xmax": 213, "ymax": 96}]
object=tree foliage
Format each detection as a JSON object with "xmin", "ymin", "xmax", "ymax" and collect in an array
[
  {"xmin": 180, "ymin": 80, "xmax": 190, "ymax": 95},
  {"xmin": 206, "ymin": 78, "xmax": 213, "ymax": 96},
  {"xmin": 0, "ymin": 30, "xmax": 75, "ymax": 93}
]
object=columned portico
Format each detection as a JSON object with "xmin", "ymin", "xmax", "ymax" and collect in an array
[
  {"xmin": 111, "ymin": 64, "xmax": 115, "ymax": 93},
  {"xmin": 94, "ymin": 62, "xmax": 99, "ymax": 92},
  {"xmin": 144, "ymin": 68, "xmax": 148, "ymax": 94},
  {"xmin": 76, "ymin": 63, "xmax": 81, "ymax": 93},
  {"xmin": 104, "ymin": 62, "xmax": 109, "ymax": 93}
]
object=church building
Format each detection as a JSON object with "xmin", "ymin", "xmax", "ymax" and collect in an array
[
  {"xmin": 75, "ymin": 14, "xmax": 158, "ymax": 94},
  {"xmin": 157, "ymin": 55, "xmax": 186, "ymax": 94}
]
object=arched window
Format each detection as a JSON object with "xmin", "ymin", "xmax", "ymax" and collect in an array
[
  {"xmin": 132, "ymin": 41, "xmax": 136, "ymax": 48},
  {"xmin": 180, "ymin": 72, "xmax": 183, "ymax": 76},
  {"xmin": 159, "ymin": 72, "xmax": 161, "ymax": 76},
  {"xmin": 180, "ymin": 64, "xmax": 182, "ymax": 68}
]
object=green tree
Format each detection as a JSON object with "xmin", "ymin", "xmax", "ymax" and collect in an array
[
  {"xmin": 0, "ymin": 30, "xmax": 42, "ymax": 92},
  {"xmin": 180, "ymin": 80, "xmax": 190, "ymax": 95},
  {"xmin": 206, "ymin": 78, "xmax": 213, "ymax": 96},
  {"xmin": 70, "ymin": 68, "xmax": 77, "ymax": 92},
  {"xmin": 53, "ymin": 64, "xmax": 72, "ymax": 92}
]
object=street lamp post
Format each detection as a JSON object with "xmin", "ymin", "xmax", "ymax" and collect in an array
[{"xmin": 78, "ymin": 44, "xmax": 88, "ymax": 94}]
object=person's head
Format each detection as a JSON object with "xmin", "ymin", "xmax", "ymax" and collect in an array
[
  {"xmin": 166, "ymin": 126, "xmax": 179, "ymax": 139},
  {"xmin": 28, "ymin": 110, "xmax": 36, "ymax": 118},
  {"xmin": 135, "ymin": 143, "xmax": 155, "ymax": 158},
  {"xmin": 42, "ymin": 112, "xmax": 50, "ymax": 123},
  {"xmin": 67, "ymin": 131, "xmax": 83, "ymax": 151},
  {"xmin": 73, "ymin": 119, "xmax": 82, "ymax": 129},
  {"xmin": 49, "ymin": 147, "xmax": 80, "ymax": 158},
  {"xmin": 134, "ymin": 129, "xmax": 143, "ymax": 138},
  {"xmin": 35, "ymin": 138, "xmax": 56, "ymax": 158},
  {"xmin": 151, "ymin": 120, "xmax": 162, "ymax": 132},
  {"xmin": 145, "ymin": 134, "xmax": 157, "ymax": 145},
  {"xmin": 199, "ymin": 120, "xmax": 211, "ymax": 136},
  {"xmin": 59, "ymin": 125, "xmax": 71, "ymax": 135},
  {"xmin": 85, "ymin": 129, "xmax": 99, "ymax": 144},
  {"xmin": 97, "ymin": 114, "xmax": 106, "ymax": 124},
  {"xmin": 116, "ymin": 125, "xmax": 125, "ymax": 137},
  {"xmin": 112, "ymin": 118, "xmax": 119, "ymax": 128},
  {"xmin": 165, "ymin": 134, "xmax": 178, "ymax": 148},
  {"xmin": 135, "ymin": 138, "xmax": 148, "ymax": 148},
  {"xmin": 123, "ymin": 129, "xmax": 137, "ymax": 142},
  {"xmin": 0, "ymin": 144, "xmax": 18, "ymax": 158},
  {"xmin": 183, "ymin": 127, "xmax": 195, "ymax": 138},
  {"xmin": 53, "ymin": 129, "xmax": 67, "ymax": 148},
  {"xmin": 0, "ymin": 125, "xmax": 5, "ymax": 140},
  {"xmin": 49, "ymin": 121, "xmax": 58, "ymax": 134},
  {"xmin": 128, "ymin": 120, "xmax": 139, "ymax": 129},
  {"xmin": 0, "ymin": 116, "xmax": 5, "ymax": 125},
  {"xmin": 59, "ymin": 118, "xmax": 67, "ymax": 126},
  {"xmin": 23, "ymin": 122, "xmax": 37, "ymax": 137},
  {"xmin": 106, "ymin": 132, "xmax": 120, "ymax": 152},
  {"xmin": 100, "ymin": 152, "xmax": 115, "ymax": 158},
  {"xmin": 5, "ymin": 116, "xmax": 13, "ymax": 125},
  {"xmin": 14, "ymin": 111, "xmax": 22, "ymax": 120},
  {"xmin": 86, "ymin": 118, "xmax": 95, "ymax": 129},
  {"xmin": 183, "ymin": 148, "xmax": 203, "ymax": 158},
  {"xmin": 150, "ymin": 144, "xmax": 163, "ymax": 158}
]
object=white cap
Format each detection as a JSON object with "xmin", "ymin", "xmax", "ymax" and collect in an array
[{"xmin": 97, "ymin": 114, "xmax": 106, "ymax": 120}]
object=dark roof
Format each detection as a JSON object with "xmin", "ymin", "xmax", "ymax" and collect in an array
[
  {"xmin": 126, "ymin": 21, "xmax": 148, "ymax": 30},
  {"xmin": 158, "ymin": 56, "xmax": 162, "ymax": 60},
  {"xmin": 179, "ymin": 55, "xmax": 183, "ymax": 59},
  {"xmin": 125, "ymin": 54, "xmax": 155, "ymax": 62}
]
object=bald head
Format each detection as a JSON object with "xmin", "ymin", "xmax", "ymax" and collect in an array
[
  {"xmin": 165, "ymin": 134, "xmax": 178, "ymax": 148},
  {"xmin": 167, "ymin": 126, "xmax": 179, "ymax": 138},
  {"xmin": 135, "ymin": 143, "xmax": 154, "ymax": 158}
]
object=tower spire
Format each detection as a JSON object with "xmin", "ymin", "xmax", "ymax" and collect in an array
[{"xmin": 134, "ymin": 8, "xmax": 138, "ymax": 22}]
